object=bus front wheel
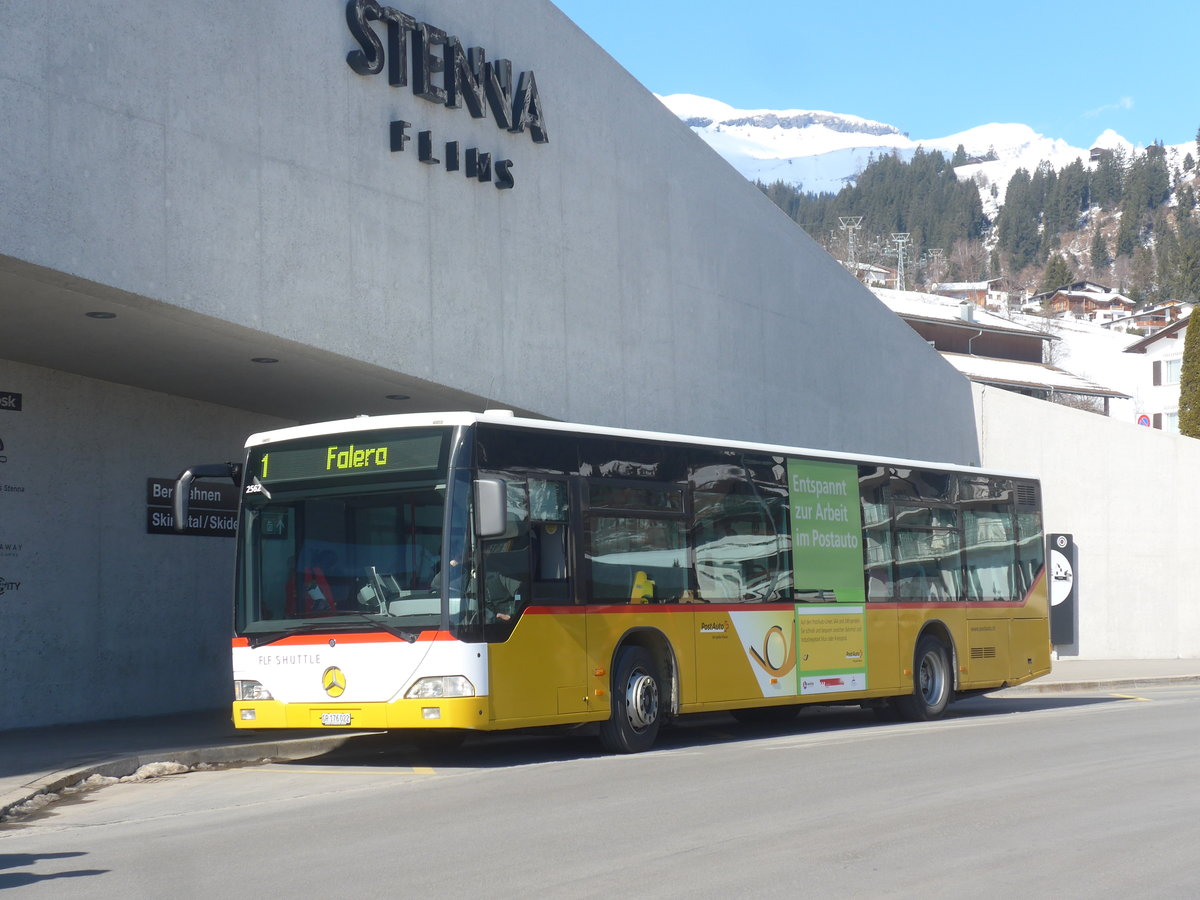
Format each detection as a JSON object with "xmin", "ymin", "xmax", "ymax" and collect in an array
[
  {"xmin": 599, "ymin": 646, "xmax": 662, "ymax": 753},
  {"xmin": 895, "ymin": 635, "xmax": 951, "ymax": 721}
]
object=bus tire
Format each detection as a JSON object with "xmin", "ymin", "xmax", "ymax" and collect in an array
[
  {"xmin": 895, "ymin": 635, "xmax": 951, "ymax": 721},
  {"xmin": 599, "ymin": 645, "xmax": 663, "ymax": 753}
]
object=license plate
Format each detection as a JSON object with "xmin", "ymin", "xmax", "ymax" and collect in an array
[{"xmin": 321, "ymin": 712, "xmax": 352, "ymax": 726}]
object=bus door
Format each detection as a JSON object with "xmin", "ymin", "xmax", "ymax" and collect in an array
[
  {"xmin": 960, "ymin": 482, "xmax": 1018, "ymax": 686},
  {"xmin": 484, "ymin": 475, "xmax": 590, "ymax": 724}
]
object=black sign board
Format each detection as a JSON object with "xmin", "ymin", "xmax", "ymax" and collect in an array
[
  {"xmin": 1048, "ymin": 533, "xmax": 1077, "ymax": 646},
  {"xmin": 0, "ymin": 391, "xmax": 22, "ymax": 412},
  {"xmin": 147, "ymin": 477, "xmax": 238, "ymax": 537}
]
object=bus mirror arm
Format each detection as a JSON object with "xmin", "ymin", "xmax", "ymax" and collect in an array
[{"xmin": 173, "ymin": 462, "xmax": 243, "ymax": 533}]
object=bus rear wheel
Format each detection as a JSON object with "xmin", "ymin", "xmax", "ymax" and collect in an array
[
  {"xmin": 599, "ymin": 646, "xmax": 662, "ymax": 753},
  {"xmin": 895, "ymin": 635, "xmax": 951, "ymax": 721}
]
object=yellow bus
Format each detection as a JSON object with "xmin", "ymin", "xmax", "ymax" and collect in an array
[{"xmin": 177, "ymin": 411, "xmax": 1050, "ymax": 752}]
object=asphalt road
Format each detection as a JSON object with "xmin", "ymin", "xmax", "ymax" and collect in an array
[{"xmin": 3, "ymin": 686, "xmax": 1199, "ymax": 898}]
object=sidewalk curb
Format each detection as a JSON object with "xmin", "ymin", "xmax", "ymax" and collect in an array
[
  {"xmin": 999, "ymin": 674, "xmax": 1200, "ymax": 695},
  {"xmin": 0, "ymin": 731, "xmax": 378, "ymax": 823}
]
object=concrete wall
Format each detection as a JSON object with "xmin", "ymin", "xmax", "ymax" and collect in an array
[
  {"xmin": 0, "ymin": 360, "xmax": 288, "ymax": 726},
  {"xmin": 0, "ymin": 0, "xmax": 979, "ymax": 463},
  {"xmin": 974, "ymin": 384, "xmax": 1200, "ymax": 659}
]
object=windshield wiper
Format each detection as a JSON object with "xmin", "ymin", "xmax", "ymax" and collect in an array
[
  {"xmin": 243, "ymin": 614, "xmax": 418, "ymax": 648},
  {"xmin": 338, "ymin": 609, "xmax": 419, "ymax": 643},
  {"xmin": 244, "ymin": 622, "xmax": 334, "ymax": 648}
]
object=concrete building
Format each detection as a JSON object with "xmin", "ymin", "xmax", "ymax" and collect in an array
[
  {"xmin": 975, "ymin": 386, "xmax": 1200, "ymax": 659},
  {"xmin": 1, "ymin": 1, "xmax": 980, "ymax": 728}
]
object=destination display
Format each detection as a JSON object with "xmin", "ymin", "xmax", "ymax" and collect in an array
[{"xmin": 253, "ymin": 431, "xmax": 445, "ymax": 485}]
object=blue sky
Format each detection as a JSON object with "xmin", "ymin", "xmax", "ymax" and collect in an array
[{"xmin": 552, "ymin": 0, "xmax": 1192, "ymax": 149}]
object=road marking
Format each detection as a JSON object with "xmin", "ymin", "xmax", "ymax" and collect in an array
[{"xmin": 1110, "ymin": 693, "xmax": 1151, "ymax": 702}]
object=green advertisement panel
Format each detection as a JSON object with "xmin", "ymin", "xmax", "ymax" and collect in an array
[
  {"xmin": 787, "ymin": 458, "xmax": 865, "ymax": 604},
  {"xmin": 796, "ymin": 604, "xmax": 868, "ymax": 694}
]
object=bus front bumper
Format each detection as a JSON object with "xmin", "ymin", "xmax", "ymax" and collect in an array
[{"xmin": 233, "ymin": 696, "xmax": 490, "ymax": 730}]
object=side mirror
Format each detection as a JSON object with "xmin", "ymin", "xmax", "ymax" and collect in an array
[
  {"xmin": 173, "ymin": 462, "xmax": 242, "ymax": 532},
  {"xmin": 475, "ymin": 478, "xmax": 508, "ymax": 538}
]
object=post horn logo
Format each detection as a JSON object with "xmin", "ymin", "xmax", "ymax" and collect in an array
[
  {"xmin": 748, "ymin": 624, "xmax": 797, "ymax": 677},
  {"xmin": 321, "ymin": 666, "xmax": 346, "ymax": 698}
]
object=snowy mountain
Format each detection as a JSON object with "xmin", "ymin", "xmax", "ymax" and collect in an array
[{"xmin": 660, "ymin": 93, "xmax": 1184, "ymax": 216}]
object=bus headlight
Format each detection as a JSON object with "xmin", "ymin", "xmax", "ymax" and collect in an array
[
  {"xmin": 234, "ymin": 680, "xmax": 274, "ymax": 701},
  {"xmin": 405, "ymin": 676, "xmax": 475, "ymax": 699}
]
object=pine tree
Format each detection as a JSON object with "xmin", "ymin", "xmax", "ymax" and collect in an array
[
  {"xmin": 1178, "ymin": 185, "xmax": 1197, "ymax": 215},
  {"xmin": 1129, "ymin": 245, "xmax": 1156, "ymax": 302},
  {"xmin": 951, "ymin": 144, "xmax": 968, "ymax": 167},
  {"xmin": 1090, "ymin": 149, "xmax": 1125, "ymax": 210},
  {"xmin": 1175, "ymin": 215, "xmax": 1200, "ymax": 301},
  {"xmin": 1040, "ymin": 253, "xmax": 1073, "ymax": 293},
  {"xmin": 1090, "ymin": 226, "xmax": 1111, "ymax": 271},
  {"xmin": 1179, "ymin": 311, "xmax": 1200, "ymax": 437},
  {"xmin": 1115, "ymin": 205, "xmax": 1139, "ymax": 257},
  {"xmin": 997, "ymin": 168, "xmax": 1040, "ymax": 270}
]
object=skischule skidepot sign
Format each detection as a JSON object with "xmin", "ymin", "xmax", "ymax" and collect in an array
[{"xmin": 345, "ymin": 0, "xmax": 548, "ymax": 190}]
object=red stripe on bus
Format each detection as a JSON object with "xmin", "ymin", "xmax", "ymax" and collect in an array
[
  {"xmin": 526, "ymin": 598, "xmax": 1036, "ymax": 614},
  {"xmin": 870, "ymin": 601, "xmax": 1026, "ymax": 610}
]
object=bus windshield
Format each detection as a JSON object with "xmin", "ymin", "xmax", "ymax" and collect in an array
[{"xmin": 235, "ymin": 429, "xmax": 460, "ymax": 639}]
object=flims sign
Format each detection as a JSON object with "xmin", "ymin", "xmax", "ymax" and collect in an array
[{"xmin": 345, "ymin": 0, "xmax": 549, "ymax": 190}]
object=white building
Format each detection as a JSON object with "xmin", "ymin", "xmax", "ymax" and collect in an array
[{"xmin": 1124, "ymin": 315, "xmax": 1193, "ymax": 433}]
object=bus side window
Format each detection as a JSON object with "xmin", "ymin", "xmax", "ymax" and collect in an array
[
  {"xmin": 583, "ymin": 480, "xmax": 688, "ymax": 604},
  {"xmin": 859, "ymin": 468, "xmax": 894, "ymax": 601},
  {"xmin": 693, "ymin": 491, "xmax": 788, "ymax": 602}
]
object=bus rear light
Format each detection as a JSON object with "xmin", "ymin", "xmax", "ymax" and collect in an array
[
  {"xmin": 405, "ymin": 675, "xmax": 475, "ymax": 699},
  {"xmin": 235, "ymin": 680, "xmax": 274, "ymax": 701}
]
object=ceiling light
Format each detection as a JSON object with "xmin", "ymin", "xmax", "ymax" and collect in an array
[
  {"xmin": 251, "ymin": 357, "xmax": 279, "ymax": 364},
  {"xmin": 85, "ymin": 311, "xmax": 116, "ymax": 319}
]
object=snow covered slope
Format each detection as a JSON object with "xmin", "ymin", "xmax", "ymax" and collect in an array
[{"xmin": 660, "ymin": 93, "xmax": 1181, "ymax": 208}]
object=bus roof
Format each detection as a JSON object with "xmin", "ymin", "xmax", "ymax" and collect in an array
[{"xmin": 245, "ymin": 410, "xmax": 1037, "ymax": 482}]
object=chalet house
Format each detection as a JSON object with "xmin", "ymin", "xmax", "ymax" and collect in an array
[
  {"xmin": 873, "ymin": 288, "xmax": 1129, "ymax": 414},
  {"xmin": 1102, "ymin": 300, "xmax": 1193, "ymax": 334},
  {"xmin": 1032, "ymin": 281, "xmax": 1135, "ymax": 324},
  {"xmin": 929, "ymin": 278, "xmax": 1008, "ymax": 309},
  {"xmin": 1123, "ymin": 314, "xmax": 1192, "ymax": 432},
  {"xmin": 846, "ymin": 261, "xmax": 894, "ymax": 288}
]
